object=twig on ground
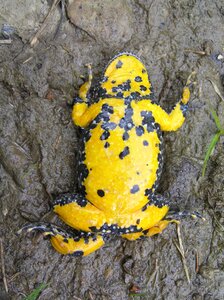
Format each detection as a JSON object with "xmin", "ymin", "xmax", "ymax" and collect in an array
[
  {"xmin": 208, "ymin": 79, "xmax": 224, "ymax": 102},
  {"xmin": 184, "ymin": 49, "xmax": 206, "ymax": 56},
  {"xmin": 8, "ymin": 272, "xmax": 20, "ymax": 283},
  {"xmin": 22, "ymin": 57, "xmax": 33, "ymax": 64},
  {"xmin": 173, "ymin": 224, "xmax": 190, "ymax": 284},
  {"xmin": 195, "ymin": 249, "xmax": 199, "ymax": 273},
  {"xmin": 30, "ymin": 0, "xmax": 60, "ymax": 46},
  {"xmin": 0, "ymin": 39, "xmax": 12, "ymax": 44},
  {"xmin": 150, "ymin": 258, "xmax": 159, "ymax": 288},
  {"xmin": 0, "ymin": 238, "xmax": 8, "ymax": 293}
]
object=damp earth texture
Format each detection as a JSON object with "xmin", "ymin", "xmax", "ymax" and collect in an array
[{"xmin": 0, "ymin": 1, "xmax": 224, "ymax": 299}]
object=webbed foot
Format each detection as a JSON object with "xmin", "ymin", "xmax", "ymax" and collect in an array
[
  {"xmin": 165, "ymin": 210, "xmax": 205, "ymax": 221},
  {"xmin": 18, "ymin": 222, "xmax": 104, "ymax": 256}
]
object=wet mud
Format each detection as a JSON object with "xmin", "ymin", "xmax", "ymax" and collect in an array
[{"xmin": 0, "ymin": 0, "xmax": 224, "ymax": 299}]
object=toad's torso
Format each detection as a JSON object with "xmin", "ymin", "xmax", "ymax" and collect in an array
[
  {"xmin": 79, "ymin": 99, "xmax": 163, "ymax": 215},
  {"xmin": 77, "ymin": 55, "xmax": 165, "ymax": 217}
]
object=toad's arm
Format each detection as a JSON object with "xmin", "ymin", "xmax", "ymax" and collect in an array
[
  {"xmin": 136, "ymin": 87, "xmax": 190, "ymax": 131},
  {"xmin": 72, "ymin": 63, "xmax": 99, "ymax": 127},
  {"xmin": 72, "ymin": 100, "xmax": 101, "ymax": 127}
]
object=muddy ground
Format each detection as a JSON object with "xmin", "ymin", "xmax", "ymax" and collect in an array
[{"xmin": 0, "ymin": 0, "xmax": 224, "ymax": 299}]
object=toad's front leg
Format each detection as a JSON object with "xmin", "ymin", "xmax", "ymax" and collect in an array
[
  {"xmin": 135, "ymin": 76, "xmax": 193, "ymax": 132},
  {"xmin": 72, "ymin": 63, "xmax": 101, "ymax": 127}
]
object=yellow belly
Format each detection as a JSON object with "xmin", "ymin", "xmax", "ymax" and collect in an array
[{"xmin": 83, "ymin": 122, "xmax": 161, "ymax": 214}]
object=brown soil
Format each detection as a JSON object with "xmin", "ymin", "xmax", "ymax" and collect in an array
[{"xmin": 0, "ymin": 1, "xmax": 224, "ymax": 299}]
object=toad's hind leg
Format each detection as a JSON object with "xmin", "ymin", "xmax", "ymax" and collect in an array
[
  {"xmin": 137, "ymin": 210, "xmax": 204, "ymax": 239},
  {"xmin": 18, "ymin": 223, "xmax": 104, "ymax": 256},
  {"xmin": 122, "ymin": 202, "xmax": 204, "ymax": 241},
  {"xmin": 120, "ymin": 194, "xmax": 171, "ymax": 240},
  {"xmin": 122, "ymin": 219, "xmax": 175, "ymax": 241},
  {"xmin": 53, "ymin": 193, "xmax": 107, "ymax": 232}
]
